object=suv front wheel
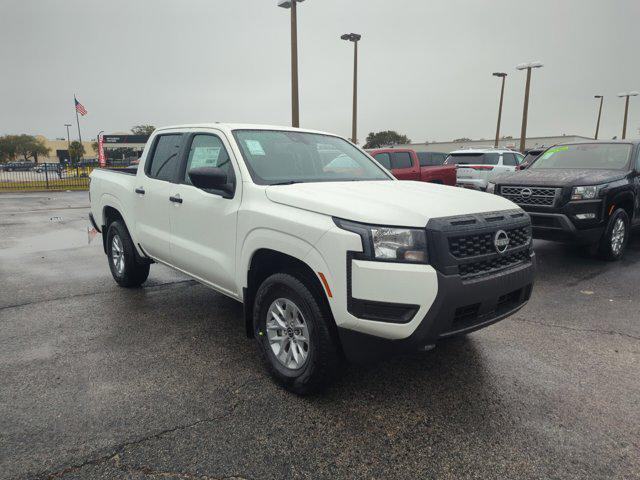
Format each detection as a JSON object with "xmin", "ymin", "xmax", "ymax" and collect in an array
[
  {"xmin": 598, "ymin": 208, "xmax": 630, "ymax": 261},
  {"xmin": 253, "ymin": 273, "xmax": 340, "ymax": 395}
]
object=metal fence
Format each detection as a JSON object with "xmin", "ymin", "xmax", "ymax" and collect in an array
[{"xmin": 0, "ymin": 161, "xmax": 131, "ymax": 192}]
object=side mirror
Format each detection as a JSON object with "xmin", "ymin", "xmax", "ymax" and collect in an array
[{"xmin": 188, "ymin": 167, "xmax": 233, "ymax": 196}]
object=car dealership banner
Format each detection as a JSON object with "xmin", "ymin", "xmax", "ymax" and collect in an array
[{"xmin": 98, "ymin": 133, "xmax": 106, "ymax": 167}]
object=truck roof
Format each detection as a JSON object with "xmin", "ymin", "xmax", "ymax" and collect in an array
[
  {"xmin": 449, "ymin": 148, "xmax": 518, "ymax": 154},
  {"xmin": 154, "ymin": 123, "xmax": 336, "ymax": 137}
]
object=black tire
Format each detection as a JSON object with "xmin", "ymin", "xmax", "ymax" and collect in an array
[
  {"xmin": 253, "ymin": 273, "xmax": 341, "ymax": 395},
  {"xmin": 106, "ymin": 220, "xmax": 150, "ymax": 287},
  {"xmin": 598, "ymin": 208, "xmax": 630, "ymax": 261}
]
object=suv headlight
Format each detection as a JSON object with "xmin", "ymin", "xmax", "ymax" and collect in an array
[
  {"xmin": 334, "ymin": 219, "xmax": 428, "ymax": 263},
  {"xmin": 571, "ymin": 184, "xmax": 606, "ymax": 201},
  {"xmin": 486, "ymin": 182, "xmax": 496, "ymax": 194}
]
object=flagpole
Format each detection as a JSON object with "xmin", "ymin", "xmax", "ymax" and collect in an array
[{"xmin": 74, "ymin": 95, "xmax": 83, "ymax": 160}]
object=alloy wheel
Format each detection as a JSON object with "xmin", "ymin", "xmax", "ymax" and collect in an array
[
  {"xmin": 611, "ymin": 217, "xmax": 625, "ymax": 255},
  {"xmin": 266, "ymin": 298, "xmax": 310, "ymax": 370},
  {"xmin": 111, "ymin": 235, "xmax": 125, "ymax": 276}
]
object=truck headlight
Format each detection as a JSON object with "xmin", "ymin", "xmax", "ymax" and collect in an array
[
  {"xmin": 334, "ymin": 219, "xmax": 428, "ymax": 263},
  {"xmin": 571, "ymin": 185, "xmax": 604, "ymax": 201},
  {"xmin": 486, "ymin": 182, "xmax": 496, "ymax": 194}
]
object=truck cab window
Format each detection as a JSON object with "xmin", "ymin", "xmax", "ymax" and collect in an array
[
  {"xmin": 374, "ymin": 153, "xmax": 391, "ymax": 169},
  {"xmin": 147, "ymin": 134, "xmax": 183, "ymax": 182},
  {"xmin": 184, "ymin": 135, "xmax": 233, "ymax": 185},
  {"xmin": 390, "ymin": 152, "xmax": 412, "ymax": 169}
]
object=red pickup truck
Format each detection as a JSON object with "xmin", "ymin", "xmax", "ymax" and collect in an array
[{"xmin": 367, "ymin": 148, "xmax": 456, "ymax": 186}]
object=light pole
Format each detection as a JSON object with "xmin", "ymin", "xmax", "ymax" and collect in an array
[
  {"xmin": 617, "ymin": 91, "xmax": 639, "ymax": 140},
  {"xmin": 64, "ymin": 124, "xmax": 72, "ymax": 163},
  {"xmin": 516, "ymin": 61, "xmax": 543, "ymax": 153},
  {"xmin": 594, "ymin": 95, "xmax": 603, "ymax": 140},
  {"xmin": 341, "ymin": 33, "xmax": 361, "ymax": 144},
  {"xmin": 278, "ymin": 0, "xmax": 305, "ymax": 128},
  {"xmin": 492, "ymin": 72, "xmax": 507, "ymax": 148}
]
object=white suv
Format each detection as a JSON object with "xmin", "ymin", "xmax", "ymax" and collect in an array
[{"xmin": 444, "ymin": 148, "xmax": 524, "ymax": 191}]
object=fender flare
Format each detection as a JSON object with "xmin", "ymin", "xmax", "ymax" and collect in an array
[
  {"xmin": 99, "ymin": 194, "xmax": 144, "ymax": 257},
  {"xmin": 238, "ymin": 228, "xmax": 333, "ymax": 294}
]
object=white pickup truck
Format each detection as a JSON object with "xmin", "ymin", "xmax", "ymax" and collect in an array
[{"xmin": 89, "ymin": 124, "xmax": 535, "ymax": 394}]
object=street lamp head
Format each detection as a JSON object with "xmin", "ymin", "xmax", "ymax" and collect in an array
[
  {"xmin": 341, "ymin": 33, "xmax": 361, "ymax": 42},
  {"xmin": 618, "ymin": 91, "xmax": 639, "ymax": 98},
  {"xmin": 516, "ymin": 61, "xmax": 543, "ymax": 70},
  {"xmin": 594, "ymin": 95, "xmax": 603, "ymax": 98},
  {"xmin": 492, "ymin": 72, "xmax": 507, "ymax": 77},
  {"xmin": 277, "ymin": 0, "xmax": 304, "ymax": 9}
]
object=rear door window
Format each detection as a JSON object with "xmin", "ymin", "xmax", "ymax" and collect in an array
[
  {"xmin": 418, "ymin": 152, "xmax": 445, "ymax": 167},
  {"xmin": 445, "ymin": 153, "xmax": 499, "ymax": 165},
  {"xmin": 390, "ymin": 152, "xmax": 413, "ymax": 169},
  {"xmin": 374, "ymin": 153, "xmax": 391, "ymax": 169},
  {"xmin": 502, "ymin": 153, "xmax": 517, "ymax": 166},
  {"xmin": 433, "ymin": 153, "xmax": 446, "ymax": 165},
  {"xmin": 146, "ymin": 134, "xmax": 183, "ymax": 182}
]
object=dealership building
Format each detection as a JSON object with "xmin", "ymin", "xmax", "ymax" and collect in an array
[{"xmin": 35, "ymin": 134, "xmax": 149, "ymax": 163}]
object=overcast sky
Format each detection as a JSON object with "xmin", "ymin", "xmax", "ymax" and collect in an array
[{"xmin": 1, "ymin": 0, "xmax": 639, "ymax": 144}]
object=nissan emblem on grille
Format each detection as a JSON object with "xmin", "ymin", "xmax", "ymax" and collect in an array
[
  {"xmin": 494, "ymin": 230, "xmax": 510, "ymax": 254},
  {"xmin": 520, "ymin": 188, "xmax": 533, "ymax": 198}
]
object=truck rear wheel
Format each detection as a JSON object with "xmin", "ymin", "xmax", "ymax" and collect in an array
[
  {"xmin": 598, "ymin": 209, "xmax": 629, "ymax": 261},
  {"xmin": 106, "ymin": 220, "xmax": 150, "ymax": 287},
  {"xmin": 253, "ymin": 273, "xmax": 340, "ymax": 395}
]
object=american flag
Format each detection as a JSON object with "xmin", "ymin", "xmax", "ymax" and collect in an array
[{"xmin": 75, "ymin": 96, "xmax": 87, "ymax": 116}]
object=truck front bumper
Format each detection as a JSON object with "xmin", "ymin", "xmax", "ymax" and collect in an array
[{"xmin": 338, "ymin": 257, "xmax": 535, "ymax": 363}]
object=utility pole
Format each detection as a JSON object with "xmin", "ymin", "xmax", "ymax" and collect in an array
[
  {"xmin": 516, "ymin": 61, "xmax": 543, "ymax": 153},
  {"xmin": 492, "ymin": 72, "xmax": 507, "ymax": 147},
  {"xmin": 618, "ymin": 92, "xmax": 639, "ymax": 140},
  {"xmin": 594, "ymin": 95, "xmax": 604, "ymax": 140},
  {"xmin": 277, "ymin": 0, "xmax": 304, "ymax": 127},
  {"xmin": 341, "ymin": 33, "xmax": 362, "ymax": 143},
  {"xmin": 64, "ymin": 124, "xmax": 72, "ymax": 163}
]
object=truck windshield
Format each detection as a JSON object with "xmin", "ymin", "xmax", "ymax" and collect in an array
[
  {"xmin": 232, "ymin": 130, "xmax": 392, "ymax": 185},
  {"xmin": 531, "ymin": 143, "xmax": 632, "ymax": 170}
]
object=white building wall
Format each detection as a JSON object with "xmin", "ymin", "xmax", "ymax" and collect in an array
[{"xmin": 395, "ymin": 135, "xmax": 593, "ymax": 154}]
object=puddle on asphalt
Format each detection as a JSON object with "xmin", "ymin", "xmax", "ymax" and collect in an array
[{"xmin": 0, "ymin": 227, "xmax": 99, "ymax": 256}]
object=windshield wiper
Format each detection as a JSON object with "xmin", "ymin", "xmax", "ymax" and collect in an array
[{"xmin": 269, "ymin": 180, "xmax": 300, "ymax": 186}]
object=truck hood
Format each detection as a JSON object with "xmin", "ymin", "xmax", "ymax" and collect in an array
[
  {"xmin": 494, "ymin": 168, "xmax": 628, "ymax": 187},
  {"xmin": 265, "ymin": 180, "xmax": 518, "ymax": 226}
]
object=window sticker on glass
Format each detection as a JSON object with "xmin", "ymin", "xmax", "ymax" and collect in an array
[
  {"xmin": 245, "ymin": 139, "xmax": 266, "ymax": 156},
  {"xmin": 541, "ymin": 146, "xmax": 568, "ymax": 160},
  {"xmin": 190, "ymin": 146, "xmax": 221, "ymax": 169}
]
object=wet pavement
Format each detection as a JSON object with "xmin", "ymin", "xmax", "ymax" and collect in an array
[{"xmin": 1, "ymin": 191, "xmax": 639, "ymax": 480}]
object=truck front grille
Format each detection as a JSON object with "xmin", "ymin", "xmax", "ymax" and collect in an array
[
  {"xmin": 448, "ymin": 225, "xmax": 531, "ymax": 258},
  {"xmin": 426, "ymin": 209, "xmax": 533, "ymax": 281},
  {"xmin": 500, "ymin": 186, "xmax": 559, "ymax": 207},
  {"xmin": 458, "ymin": 250, "xmax": 530, "ymax": 279}
]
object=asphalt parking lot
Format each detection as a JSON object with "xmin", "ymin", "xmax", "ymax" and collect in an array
[{"xmin": 1, "ymin": 191, "xmax": 639, "ymax": 480}]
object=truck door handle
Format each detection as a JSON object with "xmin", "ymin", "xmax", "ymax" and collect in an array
[
  {"xmin": 169, "ymin": 195, "xmax": 183, "ymax": 204},
  {"xmin": 135, "ymin": 187, "xmax": 145, "ymax": 195}
]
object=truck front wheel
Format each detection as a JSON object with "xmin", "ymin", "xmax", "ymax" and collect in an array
[
  {"xmin": 253, "ymin": 273, "xmax": 340, "ymax": 395},
  {"xmin": 598, "ymin": 209, "xmax": 630, "ymax": 261},
  {"xmin": 106, "ymin": 221, "xmax": 150, "ymax": 287}
]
